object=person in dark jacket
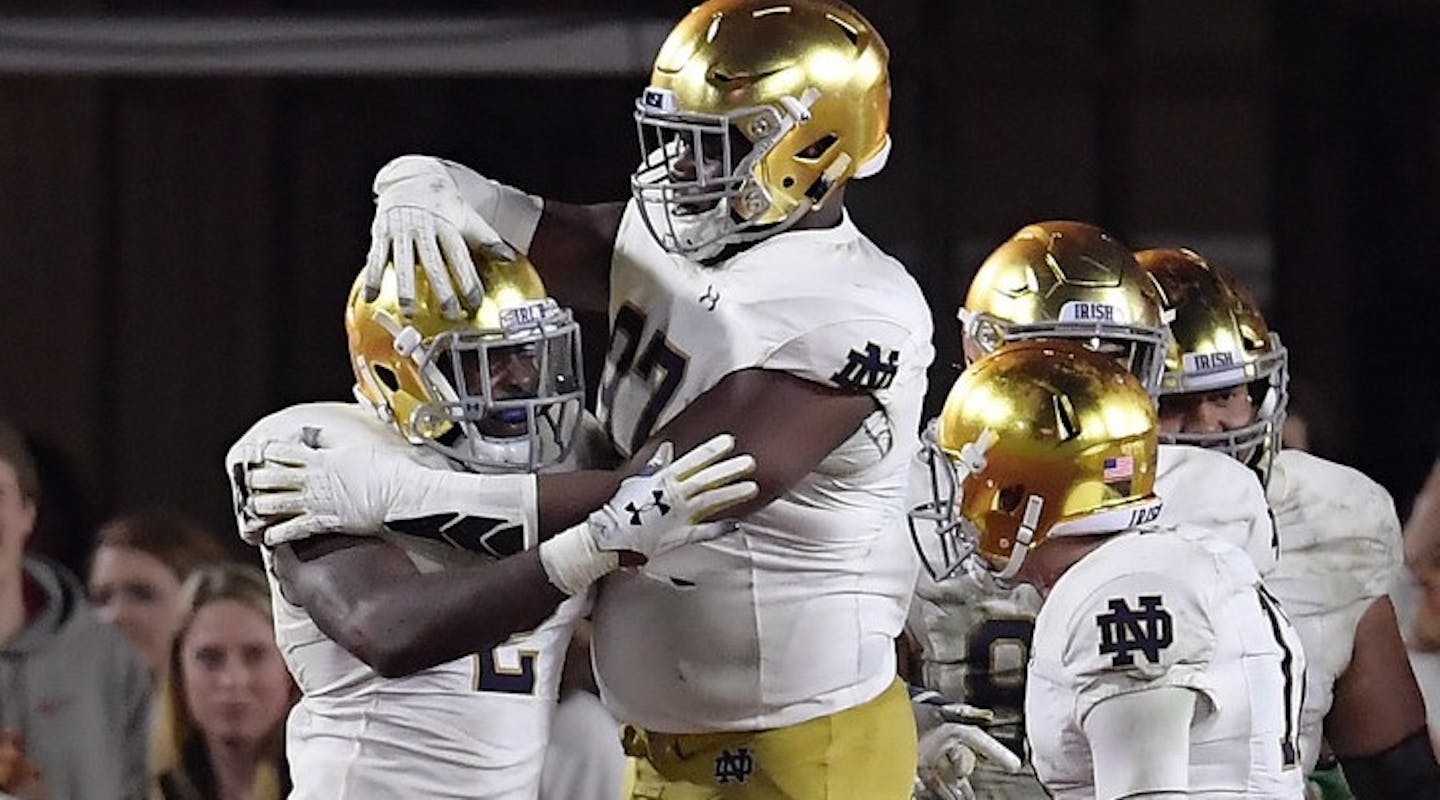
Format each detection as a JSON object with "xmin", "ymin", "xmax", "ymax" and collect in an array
[{"xmin": 0, "ymin": 417, "xmax": 151, "ymax": 799}]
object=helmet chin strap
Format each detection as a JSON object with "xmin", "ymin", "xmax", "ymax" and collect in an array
[{"xmin": 994, "ymin": 494, "xmax": 1045, "ymax": 581}]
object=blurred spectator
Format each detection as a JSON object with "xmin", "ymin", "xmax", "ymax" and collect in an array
[
  {"xmin": 1404, "ymin": 457, "xmax": 1440, "ymax": 650},
  {"xmin": 151, "ymin": 562, "xmax": 295, "ymax": 800},
  {"xmin": 0, "ymin": 417, "xmax": 150, "ymax": 799},
  {"xmin": 87, "ymin": 509, "xmax": 226, "ymax": 679},
  {"xmin": 1400, "ymin": 455, "xmax": 1440, "ymax": 759}
]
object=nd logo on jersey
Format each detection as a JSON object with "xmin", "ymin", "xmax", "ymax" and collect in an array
[
  {"xmin": 1095, "ymin": 595, "xmax": 1173, "ymax": 667},
  {"xmin": 830, "ymin": 341, "xmax": 900, "ymax": 391}
]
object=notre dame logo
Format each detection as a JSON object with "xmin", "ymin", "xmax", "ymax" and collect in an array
[
  {"xmin": 714, "ymin": 747, "xmax": 755, "ymax": 785},
  {"xmin": 831, "ymin": 342, "xmax": 900, "ymax": 391},
  {"xmin": 1095, "ymin": 595, "xmax": 1173, "ymax": 667}
]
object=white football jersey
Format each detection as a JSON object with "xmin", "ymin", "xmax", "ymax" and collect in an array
[
  {"xmin": 905, "ymin": 440, "xmax": 1276, "ymax": 797},
  {"xmin": 1026, "ymin": 527, "xmax": 1307, "ymax": 799},
  {"xmin": 591, "ymin": 201, "xmax": 934, "ymax": 732},
  {"xmin": 1155, "ymin": 443, "xmax": 1277, "ymax": 575},
  {"xmin": 227, "ymin": 402, "xmax": 588, "ymax": 799},
  {"xmin": 1263, "ymin": 449, "xmax": 1403, "ymax": 773}
]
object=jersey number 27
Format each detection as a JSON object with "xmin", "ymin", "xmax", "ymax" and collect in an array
[{"xmin": 599, "ymin": 304, "xmax": 689, "ymax": 454}]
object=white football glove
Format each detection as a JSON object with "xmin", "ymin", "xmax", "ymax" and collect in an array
[
  {"xmin": 235, "ymin": 437, "xmax": 535, "ymax": 551},
  {"xmin": 539, "ymin": 434, "xmax": 758, "ymax": 594},
  {"xmin": 364, "ymin": 155, "xmax": 513, "ymax": 319},
  {"xmin": 916, "ymin": 722, "xmax": 1023, "ymax": 800},
  {"xmin": 911, "ymin": 694, "xmax": 1023, "ymax": 800},
  {"xmin": 590, "ymin": 435, "xmax": 757, "ymax": 559},
  {"xmin": 239, "ymin": 439, "xmax": 427, "ymax": 545}
]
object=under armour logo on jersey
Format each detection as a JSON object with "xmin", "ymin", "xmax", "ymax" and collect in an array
[
  {"xmin": 714, "ymin": 747, "xmax": 755, "ymax": 784},
  {"xmin": 699, "ymin": 284, "xmax": 720, "ymax": 311},
  {"xmin": 624, "ymin": 490, "xmax": 671, "ymax": 525},
  {"xmin": 830, "ymin": 342, "xmax": 900, "ymax": 391},
  {"xmin": 1096, "ymin": 595, "xmax": 1173, "ymax": 667}
]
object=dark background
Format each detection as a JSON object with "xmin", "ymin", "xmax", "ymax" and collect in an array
[{"xmin": 2, "ymin": 0, "xmax": 1437, "ymax": 571}]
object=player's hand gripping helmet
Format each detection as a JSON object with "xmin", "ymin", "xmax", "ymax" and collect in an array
[
  {"xmin": 910, "ymin": 340, "xmax": 1162, "ymax": 582},
  {"xmin": 1136, "ymin": 247, "xmax": 1288, "ymax": 484},
  {"xmin": 961, "ymin": 221, "xmax": 1171, "ymax": 395},
  {"xmin": 631, "ymin": 0, "xmax": 891, "ymax": 260},
  {"xmin": 347, "ymin": 254, "xmax": 584, "ymax": 472}
]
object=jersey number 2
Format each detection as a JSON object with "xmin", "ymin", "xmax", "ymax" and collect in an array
[
  {"xmin": 474, "ymin": 638, "xmax": 537, "ymax": 695},
  {"xmin": 600, "ymin": 304, "xmax": 689, "ymax": 454}
]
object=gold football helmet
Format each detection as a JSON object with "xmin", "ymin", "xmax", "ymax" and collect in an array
[
  {"xmin": 347, "ymin": 254, "xmax": 584, "ymax": 472},
  {"xmin": 631, "ymin": 0, "xmax": 891, "ymax": 259},
  {"xmin": 910, "ymin": 339, "xmax": 1162, "ymax": 582},
  {"xmin": 960, "ymin": 221, "xmax": 1170, "ymax": 395},
  {"xmin": 1136, "ymin": 247, "xmax": 1288, "ymax": 483}
]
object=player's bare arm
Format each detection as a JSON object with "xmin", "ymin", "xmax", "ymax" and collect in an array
[
  {"xmin": 528, "ymin": 200, "xmax": 626, "ymax": 314},
  {"xmin": 537, "ymin": 369, "xmax": 874, "ymax": 526},
  {"xmin": 1322, "ymin": 595, "xmax": 1440, "ymax": 797},
  {"xmin": 645, "ymin": 367, "xmax": 879, "ymax": 514},
  {"xmin": 271, "ymin": 534, "xmax": 565, "ymax": 678}
]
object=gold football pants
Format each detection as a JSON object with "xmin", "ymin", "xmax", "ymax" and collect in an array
[{"xmin": 620, "ymin": 678, "xmax": 915, "ymax": 800}]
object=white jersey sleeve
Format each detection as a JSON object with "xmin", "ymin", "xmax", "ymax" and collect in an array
[
  {"xmin": 1155, "ymin": 443, "xmax": 1278, "ymax": 575},
  {"xmin": 590, "ymin": 201, "xmax": 934, "ymax": 732},
  {"xmin": 1264, "ymin": 448, "xmax": 1404, "ymax": 772},
  {"xmin": 225, "ymin": 402, "xmax": 586, "ymax": 799},
  {"xmin": 1048, "ymin": 550, "xmax": 1221, "ymax": 721},
  {"xmin": 1026, "ymin": 528, "xmax": 1307, "ymax": 800}
]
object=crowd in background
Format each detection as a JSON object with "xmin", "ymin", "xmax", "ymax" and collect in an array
[{"xmin": 1, "ymin": 418, "xmax": 296, "ymax": 800}]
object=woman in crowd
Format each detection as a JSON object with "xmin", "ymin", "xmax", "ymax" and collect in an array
[
  {"xmin": 87, "ymin": 508, "xmax": 226, "ymax": 679},
  {"xmin": 151, "ymin": 562, "xmax": 296, "ymax": 800}
]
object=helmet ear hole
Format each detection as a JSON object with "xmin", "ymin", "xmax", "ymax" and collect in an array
[
  {"xmin": 796, "ymin": 133, "xmax": 839, "ymax": 161},
  {"xmin": 373, "ymin": 364, "xmax": 401, "ymax": 393},
  {"xmin": 996, "ymin": 484, "xmax": 1025, "ymax": 514}
]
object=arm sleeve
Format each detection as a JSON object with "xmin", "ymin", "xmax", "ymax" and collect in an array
[
  {"xmin": 761, "ymin": 318, "xmax": 921, "ymax": 399},
  {"xmin": 1083, "ymin": 686, "xmax": 1196, "ymax": 800}
]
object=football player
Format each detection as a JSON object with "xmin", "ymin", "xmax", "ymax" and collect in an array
[
  {"xmin": 352, "ymin": 1, "xmax": 934, "ymax": 796},
  {"xmin": 228, "ymin": 257, "xmax": 757, "ymax": 798},
  {"xmin": 907, "ymin": 221, "xmax": 1275, "ymax": 799},
  {"xmin": 929, "ymin": 338, "xmax": 1308, "ymax": 799},
  {"xmin": 1138, "ymin": 247, "xmax": 1440, "ymax": 799}
]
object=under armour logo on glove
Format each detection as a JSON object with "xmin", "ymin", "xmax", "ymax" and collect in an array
[
  {"xmin": 625, "ymin": 490, "xmax": 671, "ymax": 525},
  {"xmin": 586, "ymin": 435, "xmax": 757, "ymax": 561}
]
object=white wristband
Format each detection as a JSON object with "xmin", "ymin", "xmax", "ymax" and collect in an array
[
  {"xmin": 538, "ymin": 522, "xmax": 619, "ymax": 595},
  {"xmin": 442, "ymin": 159, "xmax": 544, "ymax": 254}
]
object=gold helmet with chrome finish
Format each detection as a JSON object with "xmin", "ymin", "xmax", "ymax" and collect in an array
[
  {"xmin": 911, "ymin": 339, "xmax": 1162, "ymax": 582},
  {"xmin": 1136, "ymin": 247, "xmax": 1288, "ymax": 483},
  {"xmin": 347, "ymin": 253, "xmax": 584, "ymax": 472},
  {"xmin": 961, "ymin": 221, "xmax": 1170, "ymax": 395},
  {"xmin": 631, "ymin": 0, "xmax": 891, "ymax": 259}
]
